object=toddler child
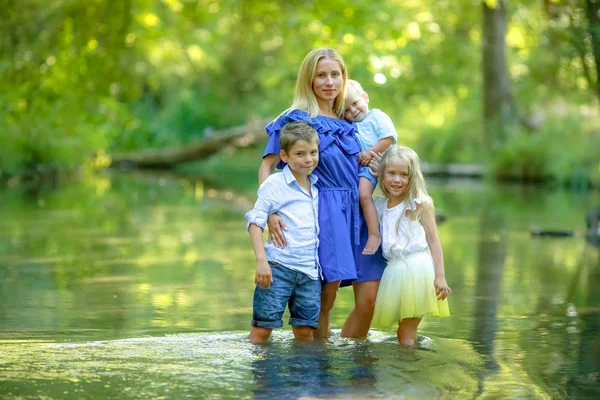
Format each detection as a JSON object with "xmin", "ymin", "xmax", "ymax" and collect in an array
[{"xmin": 344, "ymin": 79, "xmax": 397, "ymax": 255}]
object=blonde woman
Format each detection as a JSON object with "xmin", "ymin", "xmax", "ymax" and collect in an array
[{"xmin": 258, "ymin": 48, "xmax": 386, "ymax": 339}]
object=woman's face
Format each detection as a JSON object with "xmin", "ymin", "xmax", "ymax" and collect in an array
[{"xmin": 312, "ymin": 58, "xmax": 343, "ymax": 107}]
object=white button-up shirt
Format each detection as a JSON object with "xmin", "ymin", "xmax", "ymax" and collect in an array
[{"xmin": 245, "ymin": 165, "xmax": 320, "ymax": 279}]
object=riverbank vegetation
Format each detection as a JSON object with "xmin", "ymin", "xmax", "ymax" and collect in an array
[{"xmin": 1, "ymin": 0, "xmax": 599, "ymax": 187}]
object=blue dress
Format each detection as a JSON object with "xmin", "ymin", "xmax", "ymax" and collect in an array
[{"xmin": 263, "ymin": 109, "xmax": 385, "ymax": 285}]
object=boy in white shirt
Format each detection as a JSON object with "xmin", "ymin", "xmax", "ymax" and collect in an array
[{"xmin": 245, "ymin": 121, "xmax": 321, "ymax": 344}]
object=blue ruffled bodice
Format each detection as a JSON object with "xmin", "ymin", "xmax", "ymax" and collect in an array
[{"xmin": 261, "ymin": 109, "xmax": 385, "ymax": 284}]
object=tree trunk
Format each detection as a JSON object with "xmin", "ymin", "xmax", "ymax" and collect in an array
[
  {"xmin": 109, "ymin": 119, "xmax": 271, "ymax": 169},
  {"xmin": 586, "ymin": 0, "xmax": 600, "ymax": 102},
  {"xmin": 482, "ymin": 0, "xmax": 517, "ymax": 149}
]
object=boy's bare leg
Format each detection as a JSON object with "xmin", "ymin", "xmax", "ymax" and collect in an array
[
  {"xmin": 314, "ymin": 281, "xmax": 340, "ymax": 339},
  {"xmin": 292, "ymin": 326, "xmax": 314, "ymax": 341},
  {"xmin": 397, "ymin": 318, "xmax": 421, "ymax": 347},
  {"xmin": 249, "ymin": 327, "xmax": 272, "ymax": 344},
  {"xmin": 359, "ymin": 178, "xmax": 381, "ymax": 255}
]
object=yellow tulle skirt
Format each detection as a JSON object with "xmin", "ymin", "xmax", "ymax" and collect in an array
[{"xmin": 372, "ymin": 250, "xmax": 450, "ymax": 331}]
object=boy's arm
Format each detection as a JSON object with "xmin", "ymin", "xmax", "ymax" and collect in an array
[
  {"xmin": 258, "ymin": 154, "xmax": 288, "ymax": 247},
  {"xmin": 248, "ymin": 224, "xmax": 272, "ymax": 289}
]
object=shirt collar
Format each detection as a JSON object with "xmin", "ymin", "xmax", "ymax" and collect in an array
[{"xmin": 283, "ymin": 165, "xmax": 318, "ymax": 186}]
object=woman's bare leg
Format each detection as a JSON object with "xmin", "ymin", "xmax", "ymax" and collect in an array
[
  {"xmin": 397, "ymin": 318, "xmax": 422, "ymax": 347},
  {"xmin": 314, "ymin": 281, "xmax": 340, "ymax": 339},
  {"xmin": 341, "ymin": 280, "xmax": 380, "ymax": 338}
]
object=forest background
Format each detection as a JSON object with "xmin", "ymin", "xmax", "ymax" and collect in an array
[{"xmin": 1, "ymin": 0, "xmax": 600, "ymax": 187}]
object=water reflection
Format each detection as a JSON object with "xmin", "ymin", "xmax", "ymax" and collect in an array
[
  {"xmin": 472, "ymin": 204, "xmax": 505, "ymax": 391},
  {"xmin": 567, "ymin": 242, "xmax": 600, "ymax": 399},
  {"xmin": 1, "ymin": 173, "xmax": 600, "ymax": 398},
  {"xmin": 252, "ymin": 340, "xmax": 340, "ymax": 399}
]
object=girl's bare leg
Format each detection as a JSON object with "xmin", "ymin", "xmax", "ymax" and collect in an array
[
  {"xmin": 397, "ymin": 318, "xmax": 422, "ymax": 347},
  {"xmin": 314, "ymin": 281, "xmax": 340, "ymax": 339},
  {"xmin": 341, "ymin": 280, "xmax": 380, "ymax": 338}
]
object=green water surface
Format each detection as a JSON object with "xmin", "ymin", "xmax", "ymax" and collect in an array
[{"xmin": 0, "ymin": 169, "xmax": 599, "ymax": 399}]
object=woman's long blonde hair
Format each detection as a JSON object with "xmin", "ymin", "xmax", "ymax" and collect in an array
[
  {"xmin": 378, "ymin": 145, "xmax": 434, "ymax": 222},
  {"xmin": 288, "ymin": 48, "xmax": 348, "ymax": 118}
]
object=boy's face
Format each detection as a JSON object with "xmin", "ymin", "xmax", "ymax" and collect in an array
[
  {"xmin": 344, "ymin": 91, "xmax": 369, "ymax": 122},
  {"xmin": 280, "ymin": 140, "xmax": 319, "ymax": 178}
]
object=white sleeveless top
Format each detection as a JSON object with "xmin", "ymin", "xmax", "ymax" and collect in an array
[{"xmin": 375, "ymin": 196, "xmax": 430, "ymax": 260}]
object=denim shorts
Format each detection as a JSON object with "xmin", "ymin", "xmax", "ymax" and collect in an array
[
  {"xmin": 359, "ymin": 165, "xmax": 378, "ymax": 187},
  {"xmin": 252, "ymin": 261, "xmax": 321, "ymax": 329}
]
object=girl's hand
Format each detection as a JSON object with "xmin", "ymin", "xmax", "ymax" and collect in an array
[
  {"xmin": 267, "ymin": 213, "xmax": 287, "ymax": 248},
  {"xmin": 368, "ymin": 151, "xmax": 382, "ymax": 176},
  {"xmin": 358, "ymin": 151, "xmax": 373, "ymax": 166},
  {"xmin": 255, "ymin": 260, "xmax": 273, "ymax": 289},
  {"xmin": 434, "ymin": 276, "xmax": 451, "ymax": 300}
]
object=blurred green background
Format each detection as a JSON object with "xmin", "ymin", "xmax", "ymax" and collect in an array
[{"xmin": 1, "ymin": 0, "xmax": 599, "ymax": 185}]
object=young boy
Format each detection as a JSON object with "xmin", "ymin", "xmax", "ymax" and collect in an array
[
  {"xmin": 245, "ymin": 121, "xmax": 321, "ymax": 344},
  {"xmin": 344, "ymin": 79, "xmax": 397, "ymax": 255}
]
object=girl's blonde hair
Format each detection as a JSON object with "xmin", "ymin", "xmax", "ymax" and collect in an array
[
  {"xmin": 378, "ymin": 145, "xmax": 434, "ymax": 222},
  {"xmin": 288, "ymin": 48, "xmax": 348, "ymax": 118}
]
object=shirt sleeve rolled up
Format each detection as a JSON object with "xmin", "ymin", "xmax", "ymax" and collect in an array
[{"xmin": 245, "ymin": 180, "xmax": 278, "ymax": 231}]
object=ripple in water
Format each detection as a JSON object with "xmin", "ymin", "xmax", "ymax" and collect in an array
[{"xmin": 0, "ymin": 330, "xmax": 551, "ymax": 399}]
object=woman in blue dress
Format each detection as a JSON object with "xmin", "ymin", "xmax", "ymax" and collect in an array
[{"xmin": 258, "ymin": 48, "xmax": 386, "ymax": 339}]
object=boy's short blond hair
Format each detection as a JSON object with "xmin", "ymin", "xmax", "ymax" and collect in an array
[{"xmin": 279, "ymin": 121, "xmax": 320, "ymax": 154}]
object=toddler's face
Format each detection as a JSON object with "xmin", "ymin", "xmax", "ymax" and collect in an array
[{"xmin": 344, "ymin": 91, "xmax": 369, "ymax": 122}]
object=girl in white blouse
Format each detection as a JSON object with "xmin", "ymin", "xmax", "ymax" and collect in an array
[{"xmin": 371, "ymin": 146, "xmax": 451, "ymax": 347}]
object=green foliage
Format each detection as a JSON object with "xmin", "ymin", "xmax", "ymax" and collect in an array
[
  {"xmin": 489, "ymin": 107, "xmax": 600, "ymax": 186},
  {"xmin": 1, "ymin": 0, "xmax": 599, "ymax": 186}
]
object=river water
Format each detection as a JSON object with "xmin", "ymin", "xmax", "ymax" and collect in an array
[{"xmin": 0, "ymin": 170, "xmax": 599, "ymax": 399}]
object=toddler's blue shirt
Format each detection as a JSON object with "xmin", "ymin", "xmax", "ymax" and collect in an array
[{"xmin": 354, "ymin": 109, "xmax": 397, "ymax": 151}]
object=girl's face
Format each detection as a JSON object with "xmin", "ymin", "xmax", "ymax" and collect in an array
[
  {"xmin": 382, "ymin": 157, "xmax": 410, "ymax": 200},
  {"xmin": 312, "ymin": 58, "xmax": 343, "ymax": 107}
]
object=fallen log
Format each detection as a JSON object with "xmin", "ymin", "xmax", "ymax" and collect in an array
[{"xmin": 110, "ymin": 118, "xmax": 272, "ymax": 169}]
